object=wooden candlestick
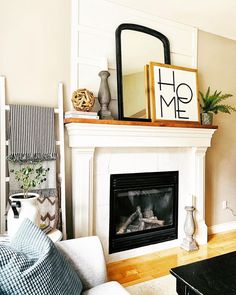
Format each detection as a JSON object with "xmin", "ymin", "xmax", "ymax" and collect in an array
[{"xmin": 98, "ymin": 70, "xmax": 113, "ymax": 119}]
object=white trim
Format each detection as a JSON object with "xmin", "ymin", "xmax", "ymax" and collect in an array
[
  {"xmin": 192, "ymin": 27, "xmax": 198, "ymax": 68},
  {"xmin": 77, "ymin": 53, "xmax": 194, "ymax": 71},
  {"xmin": 77, "ymin": 56, "xmax": 117, "ymax": 71},
  {"xmin": 66, "ymin": 122, "xmax": 216, "ymax": 241},
  {"xmin": 74, "ymin": 0, "xmax": 198, "ymax": 103},
  {"xmin": 71, "ymin": 147, "xmax": 95, "ymax": 238},
  {"xmin": 78, "ymin": 24, "xmax": 114, "ymax": 39},
  {"xmin": 71, "ymin": 0, "xmax": 79, "ymax": 96},
  {"xmin": 58, "ymin": 82, "xmax": 67, "ymax": 239},
  {"xmin": 191, "ymin": 147, "xmax": 208, "ymax": 244},
  {"xmin": 0, "ymin": 76, "xmax": 6, "ymax": 233},
  {"xmin": 82, "ymin": 0, "xmax": 196, "ymax": 32},
  {"xmin": 208, "ymin": 221, "xmax": 236, "ymax": 235},
  {"xmin": 6, "ymin": 140, "xmax": 61, "ymax": 146},
  {"xmin": 4, "ymin": 105, "xmax": 59, "ymax": 113},
  {"xmin": 78, "ymin": 24, "xmax": 196, "ymax": 58},
  {"xmin": 0, "ymin": 78, "xmax": 67, "ymax": 238},
  {"xmin": 66, "ymin": 123, "xmax": 216, "ymax": 149},
  {"xmin": 4, "ymin": 174, "xmax": 63, "ymax": 184}
]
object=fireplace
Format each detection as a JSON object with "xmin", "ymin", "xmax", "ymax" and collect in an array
[
  {"xmin": 109, "ymin": 171, "xmax": 178, "ymax": 253},
  {"xmin": 66, "ymin": 122, "xmax": 216, "ymax": 261}
]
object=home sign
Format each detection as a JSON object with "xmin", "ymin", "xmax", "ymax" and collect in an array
[{"xmin": 149, "ymin": 62, "xmax": 200, "ymax": 123}]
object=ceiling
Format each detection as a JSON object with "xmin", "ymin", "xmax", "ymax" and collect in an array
[{"xmin": 108, "ymin": 0, "xmax": 236, "ymax": 40}]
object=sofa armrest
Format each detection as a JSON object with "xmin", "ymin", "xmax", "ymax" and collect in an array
[{"xmin": 56, "ymin": 236, "xmax": 107, "ymax": 290}]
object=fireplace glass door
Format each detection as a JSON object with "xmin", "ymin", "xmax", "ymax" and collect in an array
[{"xmin": 109, "ymin": 171, "xmax": 178, "ymax": 253}]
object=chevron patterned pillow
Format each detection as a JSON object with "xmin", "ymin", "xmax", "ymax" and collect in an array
[{"xmin": 0, "ymin": 219, "xmax": 83, "ymax": 295}]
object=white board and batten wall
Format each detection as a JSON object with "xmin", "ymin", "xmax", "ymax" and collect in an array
[
  {"xmin": 71, "ymin": 0, "xmax": 198, "ymax": 109},
  {"xmin": 70, "ymin": 1, "xmax": 200, "ymax": 250}
]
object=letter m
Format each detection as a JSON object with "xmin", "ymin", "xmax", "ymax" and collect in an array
[{"xmin": 160, "ymin": 95, "xmax": 176, "ymax": 118}]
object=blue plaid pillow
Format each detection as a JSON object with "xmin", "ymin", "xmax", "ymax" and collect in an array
[{"xmin": 0, "ymin": 219, "xmax": 83, "ymax": 295}]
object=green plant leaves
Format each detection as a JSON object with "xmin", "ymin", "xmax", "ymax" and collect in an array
[
  {"xmin": 13, "ymin": 164, "xmax": 50, "ymax": 197},
  {"xmin": 199, "ymin": 87, "xmax": 235, "ymax": 115}
]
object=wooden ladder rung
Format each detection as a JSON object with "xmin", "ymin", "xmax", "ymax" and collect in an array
[
  {"xmin": 6, "ymin": 174, "xmax": 61, "ymax": 183},
  {"xmin": 6, "ymin": 140, "xmax": 61, "ymax": 146},
  {"xmin": 5, "ymin": 105, "xmax": 60, "ymax": 114}
]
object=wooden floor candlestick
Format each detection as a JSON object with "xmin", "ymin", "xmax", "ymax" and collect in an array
[{"xmin": 181, "ymin": 206, "xmax": 198, "ymax": 251}]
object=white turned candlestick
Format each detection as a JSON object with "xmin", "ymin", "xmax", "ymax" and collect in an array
[{"xmin": 181, "ymin": 206, "xmax": 198, "ymax": 251}]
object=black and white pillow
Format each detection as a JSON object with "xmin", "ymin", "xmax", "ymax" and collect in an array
[{"xmin": 0, "ymin": 219, "xmax": 83, "ymax": 295}]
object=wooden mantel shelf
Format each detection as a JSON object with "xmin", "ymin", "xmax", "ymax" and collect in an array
[{"xmin": 64, "ymin": 118, "xmax": 218, "ymax": 129}]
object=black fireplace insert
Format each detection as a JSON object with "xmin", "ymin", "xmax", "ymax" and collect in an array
[{"xmin": 109, "ymin": 171, "xmax": 178, "ymax": 253}]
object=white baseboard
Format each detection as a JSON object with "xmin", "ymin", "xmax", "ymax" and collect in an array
[{"xmin": 208, "ymin": 221, "xmax": 236, "ymax": 235}]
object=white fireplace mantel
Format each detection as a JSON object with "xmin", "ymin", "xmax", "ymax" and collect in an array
[
  {"xmin": 66, "ymin": 122, "xmax": 216, "ymax": 261},
  {"xmin": 66, "ymin": 123, "xmax": 216, "ymax": 148}
]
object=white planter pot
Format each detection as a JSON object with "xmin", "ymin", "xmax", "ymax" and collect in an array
[{"xmin": 7, "ymin": 193, "xmax": 40, "ymax": 237}]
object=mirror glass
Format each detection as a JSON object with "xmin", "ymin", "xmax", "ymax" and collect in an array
[{"xmin": 116, "ymin": 24, "xmax": 171, "ymax": 121}]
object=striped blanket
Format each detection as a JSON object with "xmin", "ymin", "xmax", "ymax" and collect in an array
[{"xmin": 7, "ymin": 105, "xmax": 59, "ymax": 229}]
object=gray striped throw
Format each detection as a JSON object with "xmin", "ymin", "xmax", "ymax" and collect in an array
[{"xmin": 8, "ymin": 105, "xmax": 57, "ymax": 162}]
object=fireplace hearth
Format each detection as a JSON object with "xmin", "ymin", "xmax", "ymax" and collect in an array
[{"xmin": 109, "ymin": 171, "xmax": 178, "ymax": 253}]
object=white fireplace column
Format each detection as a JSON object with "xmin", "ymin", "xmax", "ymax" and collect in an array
[
  {"xmin": 192, "ymin": 147, "xmax": 208, "ymax": 244},
  {"xmin": 66, "ymin": 122, "xmax": 216, "ymax": 256},
  {"xmin": 71, "ymin": 147, "xmax": 95, "ymax": 237}
]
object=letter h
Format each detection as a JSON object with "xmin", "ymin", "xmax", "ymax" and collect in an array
[{"xmin": 158, "ymin": 68, "xmax": 175, "ymax": 92}]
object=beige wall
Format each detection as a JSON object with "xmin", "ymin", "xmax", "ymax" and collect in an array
[
  {"xmin": 0, "ymin": 0, "xmax": 73, "ymax": 237},
  {"xmin": 198, "ymin": 30, "xmax": 236, "ymax": 227},
  {"xmin": 0, "ymin": 0, "xmax": 71, "ymax": 108}
]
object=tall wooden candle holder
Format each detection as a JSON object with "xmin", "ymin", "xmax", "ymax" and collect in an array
[{"xmin": 98, "ymin": 70, "xmax": 113, "ymax": 119}]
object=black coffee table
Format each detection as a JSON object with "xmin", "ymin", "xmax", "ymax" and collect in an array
[{"xmin": 170, "ymin": 251, "xmax": 236, "ymax": 295}]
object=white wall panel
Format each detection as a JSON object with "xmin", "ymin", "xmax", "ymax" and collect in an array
[
  {"xmin": 78, "ymin": 65, "xmax": 117, "ymax": 98},
  {"xmin": 171, "ymin": 53, "xmax": 196, "ymax": 68},
  {"xmin": 73, "ymin": 0, "xmax": 198, "ymax": 104}
]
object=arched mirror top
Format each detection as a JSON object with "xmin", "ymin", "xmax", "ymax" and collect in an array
[{"xmin": 116, "ymin": 23, "xmax": 171, "ymax": 121}]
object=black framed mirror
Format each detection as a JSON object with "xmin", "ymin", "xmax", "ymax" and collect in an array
[{"xmin": 116, "ymin": 23, "xmax": 171, "ymax": 121}]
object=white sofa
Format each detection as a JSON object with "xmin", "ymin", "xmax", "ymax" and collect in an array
[{"xmin": 56, "ymin": 236, "xmax": 130, "ymax": 295}]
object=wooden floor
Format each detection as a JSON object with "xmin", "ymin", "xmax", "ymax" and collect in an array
[{"xmin": 108, "ymin": 230, "xmax": 236, "ymax": 287}]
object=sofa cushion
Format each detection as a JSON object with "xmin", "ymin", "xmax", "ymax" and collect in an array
[
  {"xmin": 0, "ymin": 219, "xmax": 83, "ymax": 295},
  {"xmin": 57, "ymin": 236, "xmax": 107, "ymax": 290},
  {"xmin": 82, "ymin": 281, "xmax": 130, "ymax": 295}
]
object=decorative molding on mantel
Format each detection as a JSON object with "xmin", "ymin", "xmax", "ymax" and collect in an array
[{"xmin": 66, "ymin": 122, "xmax": 217, "ymax": 149}]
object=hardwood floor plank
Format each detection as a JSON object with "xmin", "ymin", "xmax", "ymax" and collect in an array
[{"xmin": 107, "ymin": 230, "xmax": 236, "ymax": 287}]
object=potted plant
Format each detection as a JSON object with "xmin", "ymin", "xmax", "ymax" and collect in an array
[
  {"xmin": 7, "ymin": 164, "xmax": 49, "ymax": 236},
  {"xmin": 200, "ymin": 87, "xmax": 236, "ymax": 125},
  {"xmin": 10, "ymin": 164, "xmax": 50, "ymax": 198}
]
